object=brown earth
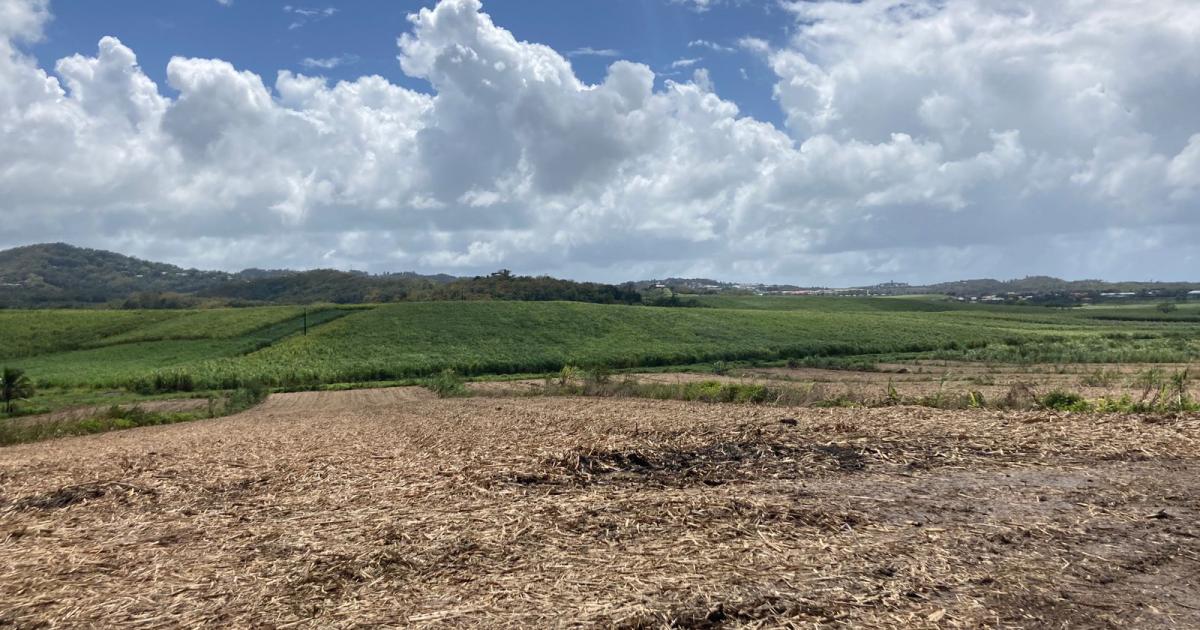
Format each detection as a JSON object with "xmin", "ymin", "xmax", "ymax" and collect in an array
[{"xmin": 1, "ymin": 389, "xmax": 1198, "ymax": 628}]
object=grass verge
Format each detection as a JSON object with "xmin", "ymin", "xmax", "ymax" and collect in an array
[
  {"xmin": 488, "ymin": 369, "xmax": 1200, "ymax": 415},
  {"xmin": 0, "ymin": 382, "xmax": 270, "ymax": 447}
]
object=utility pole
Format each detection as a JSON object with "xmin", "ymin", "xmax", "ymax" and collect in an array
[{"xmin": 303, "ymin": 308, "xmax": 308, "ymax": 336}]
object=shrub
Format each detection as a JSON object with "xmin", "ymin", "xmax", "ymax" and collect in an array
[
  {"xmin": 1093, "ymin": 395, "xmax": 1136, "ymax": 413},
  {"xmin": 731, "ymin": 384, "xmax": 771, "ymax": 404},
  {"xmin": 227, "ymin": 381, "xmax": 270, "ymax": 413},
  {"xmin": 687, "ymin": 381, "xmax": 728, "ymax": 402},
  {"xmin": 1041, "ymin": 390, "xmax": 1089, "ymax": 411},
  {"xmin": 427, "ymin": 369, "xmax": 468, "ymax": 398},
  {"xmin": 557, "ymin": 365, "xmax": 581, "ymax": 386},
  {"xmin": 583, "ymin": 365, "xmax": 612, "ymax": 386}
]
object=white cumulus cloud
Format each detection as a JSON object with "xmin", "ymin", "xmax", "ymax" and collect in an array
[{"xmin": 0, "ymin": 0, "xmax": 1198, "ymax": 284}]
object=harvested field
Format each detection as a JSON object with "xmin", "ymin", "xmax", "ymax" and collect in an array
[{"xmin": 2, "ymin": 391, "xmax": 1199, "ymax": 627}]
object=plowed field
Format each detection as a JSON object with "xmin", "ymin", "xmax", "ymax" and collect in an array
[{"xmin": 2, "ymin": 390, "xmax": 1198, "ymax": 627}]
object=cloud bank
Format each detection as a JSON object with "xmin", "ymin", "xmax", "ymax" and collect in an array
[{"xmin": 1, "ymin": 0, "xmax": 1198, "ymax": 283}]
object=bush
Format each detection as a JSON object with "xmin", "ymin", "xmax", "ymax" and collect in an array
[
  {"xmin": 731, "ymin": 384, "xmax": 771, "ymax": 404},
  {"xmin": 557, "ymin": 365, "xmax": 581, "ymax": 386},
  {"xmin": 427, "ymin": 369, "xmax": 468, "ymax": 398},
  {"xmin": 226, "ymin": 380, "xmax": 270, "ymax": 413},
  {"xmin": 1093, "ymin": 395, "xmax": 1136, "ymax": 413},
  {"xmin": 1041, "ymin": 390, "xmax": 1089, "ymax": 411},
  {"xmin": 583, "ymin": 365, "xmax": 611, "ymax": 386}
]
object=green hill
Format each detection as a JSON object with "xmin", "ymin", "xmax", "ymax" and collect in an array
[
  {"xmin": 0, "ymin": 243, "xmax": 237, "ymax": 306},
  {"xmin": 0, "ymin": 244, "xmax": 634, "ymax": 308}
]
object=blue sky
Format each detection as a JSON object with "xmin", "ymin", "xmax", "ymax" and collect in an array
[
  {"xmin": 30, "ymin": 1, "xmax": 789, "ymax": 126},
  {"xmin": 3, "ymin": 0, "xmax": 1199, "ymax": 284}
]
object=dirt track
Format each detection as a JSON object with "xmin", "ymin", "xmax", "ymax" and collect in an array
[{"xmin": 2, "ymin": 388, "xmax": 1199, "ymax": 627}]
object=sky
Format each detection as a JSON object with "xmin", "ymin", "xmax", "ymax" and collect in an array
[{"xmin": 1, "ymin": 0, "xmax": 1198, "ymax": 285}]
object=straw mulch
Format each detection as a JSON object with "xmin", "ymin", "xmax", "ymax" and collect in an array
[{"xmin": 1, "ymin": 388, "xmax": 1198, "ymax": 628}]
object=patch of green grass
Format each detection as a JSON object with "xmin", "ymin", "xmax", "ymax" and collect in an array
[
  {"xmin": 0, "ymin": 382, "xmax": 270, "ymax": 446},
  {"xmin": 0, "ymin": 386, "xmax": 203, "ymax": 420}
]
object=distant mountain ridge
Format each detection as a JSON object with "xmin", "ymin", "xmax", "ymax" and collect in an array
[
  {"xmin": 3, "ymin": 243, "xmax": 1197, "ymax": 308},
  {"xmin": 887, "ymin": 276, "xmax": 1200, "ymax": 297},
  {"xmin": 0, "ymin": 243, "xmax": 460, "ymax": 307}
]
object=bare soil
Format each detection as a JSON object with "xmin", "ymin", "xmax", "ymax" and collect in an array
[{"xmin": 1, "ymin": 389, "xmax": 1198, "ymax": 627}]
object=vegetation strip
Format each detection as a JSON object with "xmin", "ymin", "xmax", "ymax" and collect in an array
[
  {"xmin": 2, "ymin": 296, "xmax": 1199, "ymax": 419},
  {"xmin": 458, "ymin": 365, "xmax": 1199, "ymax": 414},
  {"xmin": 0, "ymin": 383, "xmax": 269, "ymax": 446}
]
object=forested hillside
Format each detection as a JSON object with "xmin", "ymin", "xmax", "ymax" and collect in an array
[{"xmin": 0, "ymin": 244, "xmax": 638, "ymax": 307}]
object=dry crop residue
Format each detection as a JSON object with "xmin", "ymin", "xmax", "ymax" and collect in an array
[{"xmin": 1, "ymin": 389, "xmax": 1198, "ymax": 628}]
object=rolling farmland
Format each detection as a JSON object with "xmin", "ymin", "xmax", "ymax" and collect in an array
[
  {"xmin": 3, "ymin": 299, "xmax": 1200, "ymax": 394},
  {"xmin": 2, "ymin": 297, "xmax": 1199, "ymax": 627}
]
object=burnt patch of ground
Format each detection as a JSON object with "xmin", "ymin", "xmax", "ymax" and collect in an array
[{"xmin": 533, "ymin": 439, "xmax": 868, "ymax": 487}]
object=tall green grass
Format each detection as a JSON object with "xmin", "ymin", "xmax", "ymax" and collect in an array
[
  {"xmin": 0, "ymin": 310, "xmax": 178, "ymax": 359},
  {"xmin": 171, "ymin": 301, "xmax": 1066, "ymax": 388},
  {"xmin": 18, "ymin": 308, "xmax": 353, "ymax": 388},
  {"xmin": 89, "ymin": 306, "xmax": 312, "ymax": 346}
]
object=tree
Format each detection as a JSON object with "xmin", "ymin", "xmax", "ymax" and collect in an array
[
  {"xmin": 1158, "ymin": 302, "xmax": 1178, "ymax": 314},
  {"xmin": 1, "ymin": 367, "xmax": 34, "ymax": 413}
]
